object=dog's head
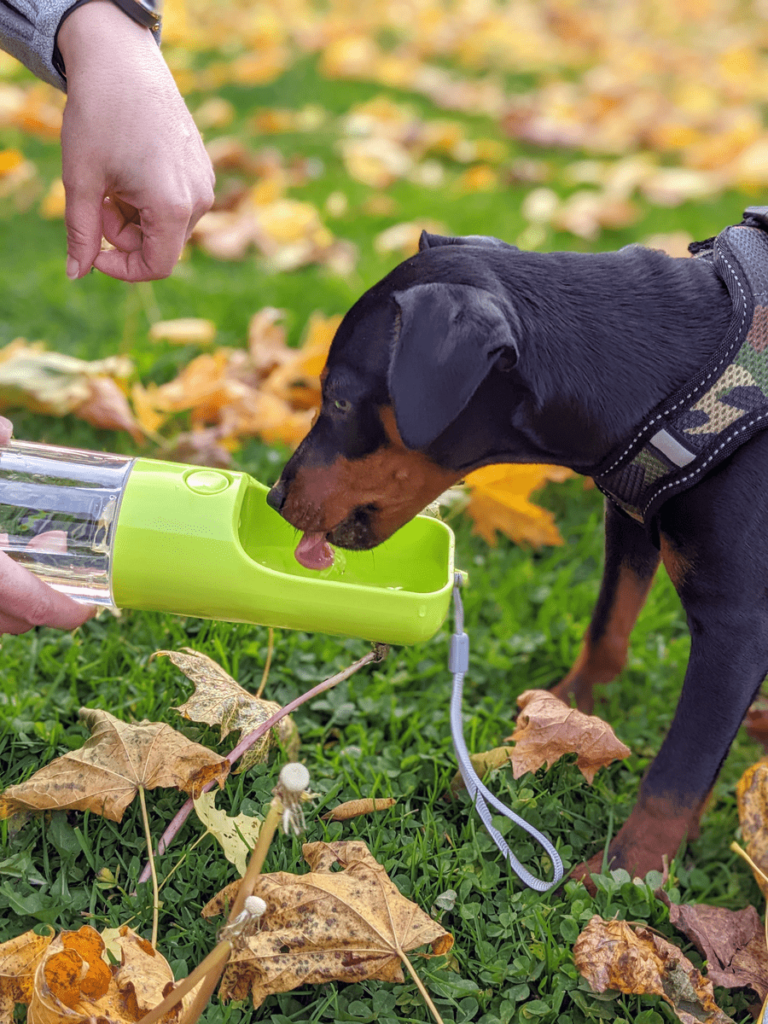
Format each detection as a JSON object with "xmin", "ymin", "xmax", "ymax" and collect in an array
[{"xmin": 267, "ymin": 232, "xmax": 524, "ymax": 563}]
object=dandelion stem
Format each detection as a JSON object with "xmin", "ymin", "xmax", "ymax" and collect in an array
[{"xmin": 137, "ymin": 785, "xmax": 160, "ymax": 948}]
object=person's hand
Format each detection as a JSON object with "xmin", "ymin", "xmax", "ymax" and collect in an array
[
  {"xmin": 57, "ymin": 0, "xmax": 215, "ymax": 282},
  {"xmin": 0, "ymin": 417, "xmax": 97, "ymax": 635}
]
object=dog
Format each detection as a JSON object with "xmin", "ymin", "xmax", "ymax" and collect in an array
[{"xmin": 267, "ymin": 218, "xmax": 768, "ymax": 882}]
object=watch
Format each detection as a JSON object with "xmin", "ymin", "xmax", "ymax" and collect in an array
[{"xmin": 54, "ymin": 0, "xmax": 162, "ymax": 79}]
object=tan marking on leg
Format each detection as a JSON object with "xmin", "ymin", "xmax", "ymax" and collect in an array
[
  {"xmin": 660, "ymin": 532, "xmax": 693, "ymax": 589},
  {"xmin": 552, "ymin": 563, "xmax": 655, "ymax": 711}
]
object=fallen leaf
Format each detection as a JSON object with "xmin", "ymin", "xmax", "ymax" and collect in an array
[
  {"xmin": 148, "ymin": 319, "xmax": 217, "ymax": 345},
  {"xmin": 449, "ymin": 746, "xmax": 515, "ymax": 798},
  {"xmin": 0, "ymin": 340, "xmax": 138, "ymax": 436},
  {"xmin": 161, "ymin": 647, "xmax": 297, "ymax": 772},
  {"xmin": 507, "ymin": 689, "xmax": 630, "ymax": 783},
  {"xmin": 574, "ymin": 916, "xmax": 734, "ymax": 1024},
  {"xmin": 0, "ymin": 927, "xmax": 54, "ymax": 1018},
  {"xmin": 0, "ymin": 707, "xmax": 229, "ymax": 823},
  {"xmin": 737, "ymin": 756, "xmax": 768, "ymax": 899},
  {"xmin": 27, "ymin": 925, "xmax": 198, "ymax": 1024},
  {"xmin": 73, "ymin": 376, "xmax": 143, "ymax": 441},
  {"xmin": 662, "ymin": 898, "xmax": 768, "ymax": 1000},
  {"xmin": 193, "ymin": 791, "xmax": 262, "ymax": 876},
  {"xmin": 321, "ymin": 797, "xmax": 397, "ymax": 821},
  {"xmin": 202, "ymin": 840, "xmax": 452, "ymax": 1008},
  {"xmin": 39, "ymin": 178, "xmax": 65, "ymax": 219},
  {"xmin": 461, "ymin": 464, "xmax": 574, "ymax": 547},
  {"xmin": 374, "ymin": 220, "xmax": 448, "ymax": 256}
]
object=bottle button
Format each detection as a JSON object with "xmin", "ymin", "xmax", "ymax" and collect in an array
[{"xmin": 184, "ymin": 470, "xmax": 231, "ymax": 494}]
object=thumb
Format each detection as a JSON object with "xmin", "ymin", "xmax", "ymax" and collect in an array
[{"xmin": 64, "ymin": 189, "xmax": 105, "ymax": 280}]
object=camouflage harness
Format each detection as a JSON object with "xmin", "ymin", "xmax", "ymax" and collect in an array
[{"xmin": 592, "ymin": 211, "xmax": 768, "ymax": 532}]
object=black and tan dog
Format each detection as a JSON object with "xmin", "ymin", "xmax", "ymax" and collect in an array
[{"xmin": 268, "ymin": 217, "xmax": 768, "ymax": 881}]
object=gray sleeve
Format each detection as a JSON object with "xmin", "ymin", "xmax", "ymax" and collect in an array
[{"xmin": 0, "ymin": 0, "xmax": 79, "ymax": 91}]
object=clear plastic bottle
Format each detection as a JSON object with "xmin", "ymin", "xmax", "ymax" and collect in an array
[{"xmin": 0, "ymin": 440, "xmax": 134, "ymax": 606}]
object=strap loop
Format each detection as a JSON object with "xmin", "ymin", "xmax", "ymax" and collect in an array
[{"xmin": 449, "ymin": 573, "xmax": 563, "ymax": 892}]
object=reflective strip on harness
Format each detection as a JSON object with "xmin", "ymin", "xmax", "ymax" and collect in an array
[{"xmin": 593, "ymin": 224, "xmax": 768, "ymax": 525}]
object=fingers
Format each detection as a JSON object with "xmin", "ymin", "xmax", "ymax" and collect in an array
[
  {"xmin": 93, "ymin": 190, "xmax": 212, "ymax": 282},
  {"xmin": 0, "ymin": 416, "xmax": 13, "ymax": 445},
  {"xmin": 64, "ymin": 189, "xmax": 107, "ymax": 281},
  {"xmin": 0, "ymin": 551, "xmax": 97, "ymax": 634}
]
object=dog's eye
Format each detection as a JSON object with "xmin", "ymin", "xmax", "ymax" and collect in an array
[{"xmin": 334, "ymin": 399, "xmax": 351, "ymax": 412}]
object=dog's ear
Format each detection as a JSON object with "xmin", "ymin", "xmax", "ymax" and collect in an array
[
  {"xmin": 418, "ymin": 230, "xmax": 519, "ymax": 252},
  {"xmin": 390, "ymin": 283, "xmax": 519, "ymax": 449}
]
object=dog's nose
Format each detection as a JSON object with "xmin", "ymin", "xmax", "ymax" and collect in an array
[{"xmin": 266, "ymin": 480, "xmax": 286, "ymax": 513}]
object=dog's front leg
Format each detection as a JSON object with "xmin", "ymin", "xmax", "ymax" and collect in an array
[
  {"xmin": 550, "ymin": 500, "xmax": 660, "ymax": 713},
  {"xmin": 574, "ymin": 602, "xmax": 768, "ymax": 882},
  {"xmin": 573, "ymin": 447, "xmax": 768, "ymax": 884}
]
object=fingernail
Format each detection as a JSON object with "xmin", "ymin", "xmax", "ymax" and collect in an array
[
  {"xmin": 0, "ymin": 416, "xmax": 13, "ymax": 433},
  {"xmin": 66, "ymin": 255, "xmax": 79, "ymax": 280}
]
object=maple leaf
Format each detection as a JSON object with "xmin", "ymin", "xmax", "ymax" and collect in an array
[
  {"xmin": 193, "ymin": 791, "xmax": 262, "ymax": 876},
  {"xmin": 0, "ymin": 340, "xmax": 141, "ymax": 440},
  {"xmin": 461, "ymin": 464, "xmax": 574, "ymax": 547},
  {"xmin": 574, "ymin": 916, "xmax": 734, "ymax": 1024},
  {"xmin": 0, "ymin": 928, "xmax": 53, "ymax": 1021},
  {"xmin": 736, "ymin": 756, "xmax": 768, "ymax": 899},
  {"xmin": 506, "ymin": 689, "xmax": 630, "ymax": 783},
  {"xmin": 201, "ymin": 840, "xmax": 452, "ymax": 1007},
  {"xmin": 0, "ymin": 707, "xmax": 229, "ymax": 823},
  {"xmin": 662, "ymin": 897, "xmax": 768, "ymax": 1000},
  {"xmin": 160, "ymin": 647, "xmax": 298, "ymax": 772},
  {"xmin": 25, "ymin": 925, "xmax": 199, "ymax": 1024}
]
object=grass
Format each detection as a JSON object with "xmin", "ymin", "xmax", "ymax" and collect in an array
[{"xmin": 0, "ymin": 46, "xmax": 766, "ymax": 1024}]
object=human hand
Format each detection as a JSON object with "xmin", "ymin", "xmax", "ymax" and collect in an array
[
  {"xmin": 0, "ymin": 416, "xmax": 97, "ymax": 634},
  {"xmin": 57, "ymin": 0, "xmax": 215, "ymax": 282}
]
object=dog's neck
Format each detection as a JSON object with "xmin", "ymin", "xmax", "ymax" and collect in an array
[{"xmin": 430, "ymin": 247, "xmax": 733, "ymax": 473}]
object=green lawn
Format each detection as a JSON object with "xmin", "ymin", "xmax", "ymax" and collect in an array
[{"xmin": 0, "ymin": 50, "xmax": 764, "ymax": 1024}]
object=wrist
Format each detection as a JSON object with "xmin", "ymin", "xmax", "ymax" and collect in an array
[{"xmin": 56, "ymin": 0, "xmax": 158, "ymax": 79}]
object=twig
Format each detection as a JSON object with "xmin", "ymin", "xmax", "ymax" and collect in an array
[
  {"xmin": 138, "ymin": 940, "xmax": 232, "ymax": 1024},
  {"xmin": 137, "ymin": 647, "xmax": 384, "ymax": 886},
  {"xmin": 255, "ymin": 628, "xmax": 274, "ymax": 699},
  {"xmin": 138, "ymin": 785, "xmax": 160, "ymax": 948},
  {"xmin": 398, "ymin": 952, "xmax": 444, "ymax": 1024},
  {"xmin": 227, "ymin": 799, "xmax": 281, "ymax": 922},
  {"xmin": 179, "ymin": 765, "xmax": 309, "ymax": 1024}
]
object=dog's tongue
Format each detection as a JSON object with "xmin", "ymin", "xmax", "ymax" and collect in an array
[{"xmin": 295, "ymin": 531, "xmax": 334, "ymax": 570}]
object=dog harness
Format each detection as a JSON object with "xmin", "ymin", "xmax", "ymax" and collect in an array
[{"xmin": 593, "ymin": 210, "xmax": 768, "ymax": 530}]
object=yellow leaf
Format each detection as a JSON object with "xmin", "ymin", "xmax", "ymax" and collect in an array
[
  {"xmin": 39, "ymin": 178, "xmax": 65, "ymax": 219},
  {"xmin": 193, "ymin": 791, "xmax": 261, "ymax": 876},
  {"xmin": 0, "ymin": 148, "xmax": 22, "ymax": 176},
  {"xmin": 463, "ymin": 464, "xmax": 573, "ymax": 547},
  {"xmin": 148, "ymin": 318, "xmax": 217, "ymax": 345}
]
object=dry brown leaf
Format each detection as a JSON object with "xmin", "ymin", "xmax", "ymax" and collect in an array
[
  {"xmin": 27, "ymin": 925, "xmax": 197, "ymax": 1024},
  {"xmin": 321, "ymin": 797, "xmax": 397, "ymax": 821},
  {"xmin": 0, "ymin": 927, "xmax": 54, "ymax": 1018},
  {"xmin": 507, "ymin": 689, "xmax": 630, "ymax": 783},
  {"xmin": 0, "ymin": 340, "xmax": 139, "ymax": 436},
  {"xmin": 737, "ymin": 756, "xmax": 768, "ymax": 899},
  {"xmin": 662, "ymin": 898, "xmax": 768, "ymax": 1000},
  {"xmin": 0, "ymin": 707, "xmax": 229, "ymax": 823},
  {"xmin": 201, "ymin": 840, "xmax": 452, "ymax": 1008},
  {"xmin": 160, "ymin": 647, "xmax": 298, "ymax": 771},
  {"xmin": 461, "ymin": 464, "xmax": 573, "ymax": 547},
  {"xmin": 574, "ymin": 916, "xmax": 734, "ymax": 1024},
  {"xmin": 73, "ymin": 377, "xmax": 143, "ymax": 441}
]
